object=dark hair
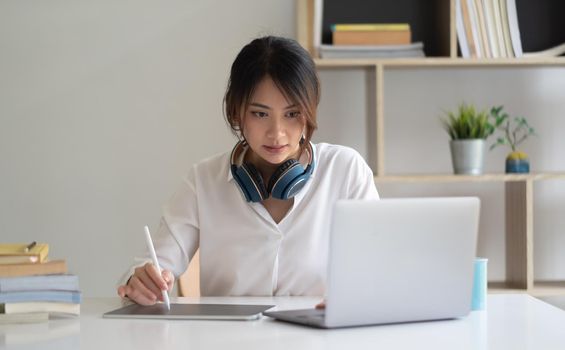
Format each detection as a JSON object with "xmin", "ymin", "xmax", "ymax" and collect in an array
[{"xmin": 223, "ymin": 36, "xmax": 320, "ymax": 146}]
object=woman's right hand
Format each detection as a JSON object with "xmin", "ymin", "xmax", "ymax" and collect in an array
[{"xmin": 117, "ymin": 262, "xmax": 174, "ymax": 305}]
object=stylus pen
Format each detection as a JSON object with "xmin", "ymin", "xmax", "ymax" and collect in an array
[{"xmin": 144, "ymin": 225, "xmax": 170, "ymax": 310}]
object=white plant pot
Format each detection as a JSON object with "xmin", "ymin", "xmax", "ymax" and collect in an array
[{"xmin": 449, "ymin": 139, "xmax": 486, "ymax": 175}]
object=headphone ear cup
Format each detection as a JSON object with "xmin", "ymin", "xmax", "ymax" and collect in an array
[
  {"xmin": 240, "ymin": 163, "xmax": 269, "ymax": 202},
  {"xmin": 269, "ymin": 159, "xmax": 306, "ymax": 200}
]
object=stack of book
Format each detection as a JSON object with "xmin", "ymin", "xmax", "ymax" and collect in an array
[
  {"xmin": 320, "ymin": 23, "xmax": 425, "ymax": 59},
  {"xmin": 0, "ymin": 243, "xmax": 81, "ymax": 324},
  {"xmin": 455, "ymin": 0, "xmax": 522, "ymax": 58}
]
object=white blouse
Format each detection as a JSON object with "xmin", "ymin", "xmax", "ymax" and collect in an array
[{"xmin": 121, "ymin": 143, "xmax": 379, "ymax": 296}]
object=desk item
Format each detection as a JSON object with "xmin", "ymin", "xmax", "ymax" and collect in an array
[
  {"xmin": 24, "ymin": 241, "xmax": 37, "ymax": 252},
  {"xmin": 0, "ymin": 290, "xmax": 81, "ymax": 304},
  {"xmin": 143, "ymin": 225, "xmax": 170, "ymax": 310},
  {"xmin": 264, "ymin": 197, "xmax": 480, "ymax": 328},
  {"xmin": 472, "ymin": 258, "xmax": 488, "ymax": 310},
  {"xmin": 103, "ymin": 303, "xmax": 274, "ymax": 320},
  {"xmin": 0, "ymin": 274, "xmax": 79, "ymax": 292},
  {"xmin": 0, "ymin": 259, "xmax": 67, "ymax": 277},
  {"xmin": 0, "ymin": 243, "xmax": 49, "ymax": 264},
  {"xmin": 3, "ymin": 301, "xmax": 80, "ymax": 315}
]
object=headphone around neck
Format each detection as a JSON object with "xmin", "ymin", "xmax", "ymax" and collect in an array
[{"xmin": 230, "ymin": 141, "xmax": 315, "ymax": 203}]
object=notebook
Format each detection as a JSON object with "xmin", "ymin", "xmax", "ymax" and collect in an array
[{"xmin": 263, "ymin": 197, "xmax": 480, "ymax": 328}]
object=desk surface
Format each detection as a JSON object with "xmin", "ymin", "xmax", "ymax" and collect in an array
[{"xmin": 1, "ymin": 294, "xmax": 565, "ymax": 350}]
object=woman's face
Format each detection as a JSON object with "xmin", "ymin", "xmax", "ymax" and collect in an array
[{"xmin": 241, "ymin": 76, "xmax": 305, "ymax": 167}]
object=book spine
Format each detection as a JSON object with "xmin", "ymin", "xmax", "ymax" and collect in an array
[
  {"xmin": 0, "ymin": 290, "xmax": 81, "ymax": 304},
  {"xmin": 505, "ymin": 0, "xmax": 523, "ymax": 57},
  {"xmin": 0, "ymin": 260, "xmax": 68, "ymax": 277},
  {"xmin": 0, "ymin": 274, "xmax": 79, "ymax": 292},
  {"xmin": 482, "ymin": 0, "xmax": 500, "ymax": 58},
  {"xmin": 466, "ymin": 0, "xmax": 483, "ymax": 57},
  {"xmin": 333, "ymin": 31, "xmax": 411, "ymax": 46},
  {"xmin": 332, "ymin": 23, "xmax": 410, "ymax": 32},
  {"xmin": 456, "ymin": 0, "xmax": 471, "ymax": 58},
  {"xmin": 461, "ymin": 0, "xmax": 478, "ymax": 57}
]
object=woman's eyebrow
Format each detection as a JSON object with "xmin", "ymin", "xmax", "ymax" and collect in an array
[
  {"xmin": 250, "ymin": 102, "xmax": 271, "ymax": 109},
  {"xmin": 249, "ymin": 102, "xmax": 298, "ymax": 110}
]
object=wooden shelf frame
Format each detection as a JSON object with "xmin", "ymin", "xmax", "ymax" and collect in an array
[{"xmin": 297, "ymin": 0, "xmax": 565, "ymax": 295}]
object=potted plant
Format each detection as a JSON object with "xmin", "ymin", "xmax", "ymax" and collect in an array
[
  {"xmin": 440, "ymin": 103, "xmax": 495, "ymax": 175},
  {"xmin": 489, "ymin": 106, "xmax": 536, "ymax": 173}
]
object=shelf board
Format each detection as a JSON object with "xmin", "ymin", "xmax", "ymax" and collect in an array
[
  {"xmin": 374, "ymin": 172, "xmax": 565, "ymax": 183},
  {"xmin": 314, "ymin": 57, "xmax": 565, "ymax": 68},
  {"xmin": 489, "ymin": 281, "xmax": 565, "ymax": 297}
]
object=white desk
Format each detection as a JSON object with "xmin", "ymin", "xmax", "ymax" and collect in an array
[{"xmin": 1, "ymin": 294, "xmax": 565, "ymax": 350}]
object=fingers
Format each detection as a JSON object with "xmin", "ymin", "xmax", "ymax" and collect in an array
[
  {"xmin": 127, "ymin": 276, "xmax": 158, "ymax": 305},
  {"xmin": 116, "ymin": 264, "xmax": 174, "ymax": 305},
  {"xmin": 162, "ymin": 270, "xmax": 175, "ymax": 291},
  {"xmin": 144, "ymin": 263, "xmax": 169, "ymax": 292},
  {"xmin": 315, "ymin": 300, "xmax": 326, "ymax": 309},
  {"xmin": 117, "ymin": 285, "xmax": 127, "ymax": 298},
  {"xmin": 136, "ymin": 265, "xmax": 165, "ymax": 299}
]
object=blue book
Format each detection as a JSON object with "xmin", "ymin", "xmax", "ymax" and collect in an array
[
  {"xmin": 0, "ymin": 274, "xmax": 79, "ymax": 293},
  {"xmin": 0, "ymin": 290, "xmax": 81, "ymax": 304}
]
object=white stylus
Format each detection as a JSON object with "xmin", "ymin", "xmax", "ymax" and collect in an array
[{"xmin": 144, "ymin": 225, "xmax": 170, "ymax": 310}]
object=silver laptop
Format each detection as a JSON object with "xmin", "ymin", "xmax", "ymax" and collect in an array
[{"xmin": 263, "ymin": 197, "xmax": 480, "ymax": 328}]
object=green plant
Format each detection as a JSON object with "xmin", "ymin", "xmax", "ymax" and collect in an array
[
  {"xmin": 440, "ymin": 103, "xmax": 495, "ymax": 140},
  {"xmin": 489, "ymin": 106, "xmax": 536, "ymax": 152}
]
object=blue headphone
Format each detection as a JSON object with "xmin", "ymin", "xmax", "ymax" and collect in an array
[{"xmin": 230, "ymin": 141, "xmax": 315, "ymax": 202}]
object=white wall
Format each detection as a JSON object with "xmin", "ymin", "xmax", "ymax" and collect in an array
[{"xmin": 1, "ymin": 1, "xmax": 564, "ymax": 296}]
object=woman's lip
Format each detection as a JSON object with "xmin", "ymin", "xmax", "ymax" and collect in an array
[{"xmin": 263, "ymin": 145, "xmax": 287, "ymax": 153}]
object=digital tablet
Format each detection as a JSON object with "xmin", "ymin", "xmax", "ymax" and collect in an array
[{"xmin": 103, "ymin": 303, "xmax": 274, "ymax": 321}]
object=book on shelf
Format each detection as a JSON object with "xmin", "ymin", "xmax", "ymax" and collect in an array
[
  {"xmin": 333, "ymin": 29, "xmax": 411, "ymax": 46},
  {"xmin": 466, "ymin": 0, "xmax": 483, "ymax": 58},
  {"xmin": 505, "ymin": 0, "xmax": 522, "ymax": 57},
  {"xmin": 455, "ymin": 0, "xmax": 471, "ymax": 58},
  {"xmin": 473, "ymin": 0, "xmax": 491, "ymax": 58},
  {"xmin": 491, "ymin": 0, "xmax": 507, "ymax": 57},
  {"xmin": 457, "ymin": 0, "xmax": 477, "ymax": 57},
  {"xmin": 482, "ymin": 0, "xmax": 500, "ymax": 57},
  {"xmin": 0, "ymin": 259, "xmax": 68, "ymax": 277},
  {"xmin": 319, "ymin": 42, "xmax": 425, "ymax": 59},
  {"xmin": 457, "ymin": 0, "xmax": 526, "ymax": 58},
  {"xmin": 0, "ymin": 290, "xmax": 81, "ymax": 304},
  {"xmin": 0, "ymin": 311, "xmax": 49, "ymax": 324},
  {"xmin": 0, "ymin": 243, "xmax": 49, "ymax": 264},
  {"xmin": 499, "ymin": 0, "xmax": 515, "ymax": 57},
  {"xmin": 332, "ymin": 23, "xmax": 410, "ymax": 31},
  {"xmin": 1, "ymin": 301, "xmax": 80, "ymax": 316},
  {"xmin": 0, "ymin": 274, "xmax": 79, "ymax": 292}
]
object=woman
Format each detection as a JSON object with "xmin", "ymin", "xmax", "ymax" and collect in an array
[{"xmin": 117, "ymin": 36, "xmax": 379, "ymax": 305}]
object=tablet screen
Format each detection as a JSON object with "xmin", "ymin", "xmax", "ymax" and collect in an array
[{"xmin": 103, "ymin": 303, "xmax": 274, "ymax": 320}]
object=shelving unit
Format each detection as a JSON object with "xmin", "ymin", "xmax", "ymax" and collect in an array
[{"xmin": 297, "ymin": 0, "xmax": 565, "ymax": 295}]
